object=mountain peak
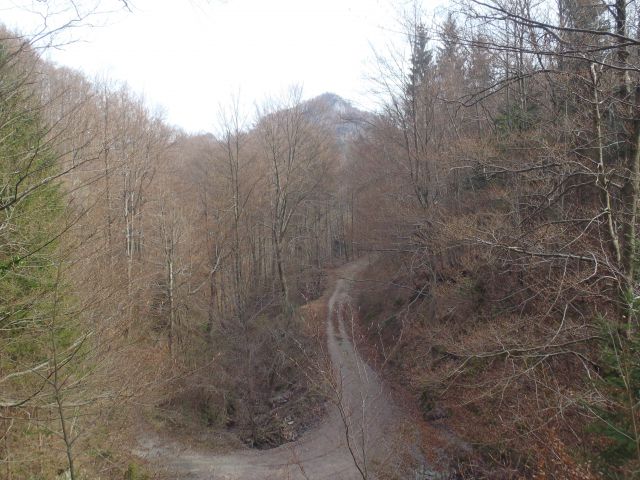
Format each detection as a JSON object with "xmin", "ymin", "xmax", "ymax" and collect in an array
[
  {"xmin": 306, "ymin": 92, "xmax": 352, "ymax": 115},
  {"xmin": 314, "ymin": 92, "xmax": 349, "ymax": 106}
]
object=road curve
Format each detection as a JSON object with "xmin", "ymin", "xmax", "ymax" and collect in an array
[{"xmin": 137, "ymin": 260, "xmax": 420, "ymax": 479}]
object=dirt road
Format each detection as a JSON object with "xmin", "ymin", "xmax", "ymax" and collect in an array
[{"xmin": 137, "ymin": 261, "xmax": 421, "ymax": 479}]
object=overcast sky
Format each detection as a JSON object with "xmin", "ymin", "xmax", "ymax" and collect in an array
[{"xmin": 2, "ymin": 0, "xmax": 444, "ymax": 133}]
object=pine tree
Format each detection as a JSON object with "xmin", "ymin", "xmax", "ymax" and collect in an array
[
  {"xmin": 590, "ymin": 318, "xmax": 640, "ymax": 478},
  {"xmin": 0, "ymin": 37, "xmax": 77, "ymax": 479}
]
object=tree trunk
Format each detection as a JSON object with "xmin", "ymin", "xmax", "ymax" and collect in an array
[{"xmin": 274, "ymin": 233, "xmax": 289, "ymax": 307}]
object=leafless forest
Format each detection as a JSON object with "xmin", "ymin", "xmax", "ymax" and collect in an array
[{"xmin": 2, "ymin": 0, "xmax": 640, "ymax": 478}]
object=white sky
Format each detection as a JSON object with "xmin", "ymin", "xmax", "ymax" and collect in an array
[{"xmin": 2, "ymin": 0, "xmax": 446, "ymax": 133}]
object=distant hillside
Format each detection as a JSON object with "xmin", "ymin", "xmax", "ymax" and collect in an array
[{"xmin": 302, "ymin": 92, "xmax": 372, "ymax": 158}]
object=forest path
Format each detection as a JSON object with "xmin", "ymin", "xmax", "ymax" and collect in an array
[{"xmin": 137, "ymin": 259, "xmax": 422, "ymax": 479}]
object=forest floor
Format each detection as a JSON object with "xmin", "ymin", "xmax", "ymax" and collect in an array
[{"xmin": 134, "ymin": 259, "xmax": 427, "ymax": 479}]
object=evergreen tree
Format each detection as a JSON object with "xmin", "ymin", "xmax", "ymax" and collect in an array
[
  {"xmin": 407, "ymin": 21, "xmax": 432, "ymax": 108},
  {"xmin": 591, "ymin": 318, "xmax": 640, "ymax": 478},
  {"xmin": 0, "ymin": 36, "xmax": 79, "ymax": 479},
  {"xmin": 0, "ymin": 39, "xmax": 66, "ymax": 364}
]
